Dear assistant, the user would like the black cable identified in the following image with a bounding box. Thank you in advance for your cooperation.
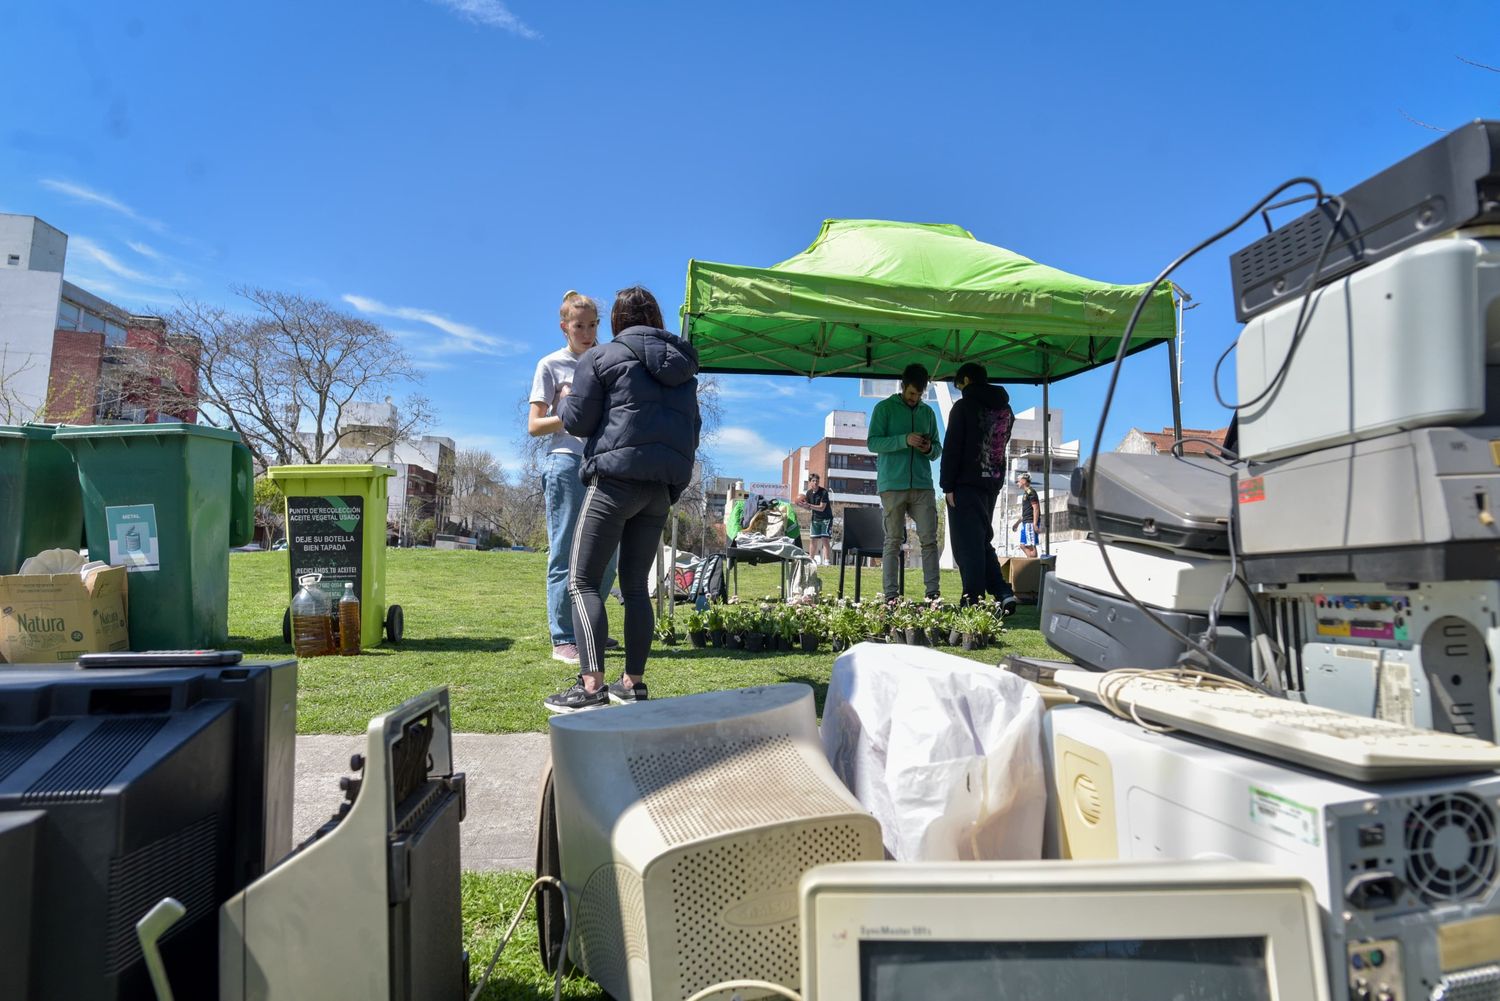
[1211,195,1347,412]
[1083,177,1340,693]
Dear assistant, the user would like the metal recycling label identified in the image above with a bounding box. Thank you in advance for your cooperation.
[105,504,160,572]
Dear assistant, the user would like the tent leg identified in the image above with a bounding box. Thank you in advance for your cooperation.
[1042,379,1051,558]
[1167,336,1183,444]
[668,506,678,617]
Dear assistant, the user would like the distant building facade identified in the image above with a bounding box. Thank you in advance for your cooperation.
[1117,426,1230,456]
[0,213,198,424]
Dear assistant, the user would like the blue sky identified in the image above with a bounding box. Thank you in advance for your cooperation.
[2,0,1495,483]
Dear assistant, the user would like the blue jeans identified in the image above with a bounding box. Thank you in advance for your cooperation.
[544,452,616,645]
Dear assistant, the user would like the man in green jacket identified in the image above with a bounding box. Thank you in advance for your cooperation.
[868,363,943,600]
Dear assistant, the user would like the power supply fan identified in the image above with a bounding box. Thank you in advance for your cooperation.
[1405,793,1498,904]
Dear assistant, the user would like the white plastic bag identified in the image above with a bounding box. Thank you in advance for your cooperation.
[822,642,1048,861]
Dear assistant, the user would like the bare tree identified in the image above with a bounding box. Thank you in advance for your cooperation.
[0,345,46,424]
[451,448,503,534]
[164,288,434,467]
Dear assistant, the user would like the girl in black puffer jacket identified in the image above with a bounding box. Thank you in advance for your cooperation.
[545,286,701,713]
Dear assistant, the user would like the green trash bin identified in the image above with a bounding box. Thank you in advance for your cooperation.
[266,464,402,650]
[0,423,85,575]
[54,423,254,650]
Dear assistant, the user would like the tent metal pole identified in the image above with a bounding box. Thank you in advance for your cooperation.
[668,506,678,617]
[1167,335,1183,444]
[1042,379,1051,557]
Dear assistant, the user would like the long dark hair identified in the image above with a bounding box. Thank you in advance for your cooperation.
[611,285,664,335]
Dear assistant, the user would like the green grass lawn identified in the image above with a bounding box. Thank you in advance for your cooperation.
[230,548,1060,999]
[229,548,1058,735]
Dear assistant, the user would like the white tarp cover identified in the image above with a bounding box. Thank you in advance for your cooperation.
[822,642,1047,861]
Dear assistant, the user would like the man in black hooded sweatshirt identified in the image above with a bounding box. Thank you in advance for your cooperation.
[940,362,1019,614]
[546,285,701,713]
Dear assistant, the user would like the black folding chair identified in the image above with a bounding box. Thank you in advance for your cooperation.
[837,506,903,601]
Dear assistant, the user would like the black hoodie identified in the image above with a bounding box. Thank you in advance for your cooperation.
[560,325,702,502]
[939,381,1014,491]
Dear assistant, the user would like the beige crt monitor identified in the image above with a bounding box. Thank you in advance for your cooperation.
[800,860,1329,1001]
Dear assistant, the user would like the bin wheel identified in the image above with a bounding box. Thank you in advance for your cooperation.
[385,604,404,644]
[282,607,292,646]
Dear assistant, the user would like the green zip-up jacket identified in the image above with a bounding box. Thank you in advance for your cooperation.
[868,394,942,492]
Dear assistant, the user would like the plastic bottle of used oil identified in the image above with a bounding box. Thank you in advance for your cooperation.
[291,573,335,658]
[338,581,361,656]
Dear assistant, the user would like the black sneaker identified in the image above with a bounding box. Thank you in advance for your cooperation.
[1001,595,1019,617]
[608,678,648,704]
[543,677,609,714]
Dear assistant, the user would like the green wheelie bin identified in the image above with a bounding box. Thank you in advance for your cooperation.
[53,423,254,650]
[0,423,84,574]
[266,464,402,650]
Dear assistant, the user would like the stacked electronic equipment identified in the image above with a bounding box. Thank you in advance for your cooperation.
[1046,446,1254,677]
[1045,121,1500,744]
[1230,120,1500,743]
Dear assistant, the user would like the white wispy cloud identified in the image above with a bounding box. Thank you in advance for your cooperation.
[41,178,169,233]
[342,294,523,358]
[710,426,791,475]
[68,236,192,292]
[126,240,165,261]
[425,0,539,38]
[70,237,152,283]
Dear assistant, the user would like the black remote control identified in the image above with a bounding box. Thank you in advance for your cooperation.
[77,650,245,669]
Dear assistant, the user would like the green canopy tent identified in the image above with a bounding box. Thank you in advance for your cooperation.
[681,218,1179,385]
[678,219,1184,568]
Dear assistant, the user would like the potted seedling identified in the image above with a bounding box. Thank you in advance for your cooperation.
[744,606,767,652]
[684,607,708,648]
[654,613,679,646]
[901,603,929,646]
[705,601,727,648]
[798,605,823,654]
[776,607,797,652]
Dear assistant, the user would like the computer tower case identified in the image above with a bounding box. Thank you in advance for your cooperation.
[1047,703,1500,1001]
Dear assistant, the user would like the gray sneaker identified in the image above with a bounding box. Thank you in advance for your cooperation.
[607,678,648,704]
[551,643,580,665]
[544,676,608,714]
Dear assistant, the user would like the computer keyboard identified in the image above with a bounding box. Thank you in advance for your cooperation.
[1052,668,1500,782]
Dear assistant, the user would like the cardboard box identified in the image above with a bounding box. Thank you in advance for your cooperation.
[0,566,129,663]
[1003,555,1057,602]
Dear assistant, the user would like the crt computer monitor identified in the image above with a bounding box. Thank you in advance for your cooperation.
[799,860,1329,1001]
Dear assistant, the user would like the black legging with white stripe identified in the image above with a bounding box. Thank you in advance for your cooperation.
[568,476,672,677]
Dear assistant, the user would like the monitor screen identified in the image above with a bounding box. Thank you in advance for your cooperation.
[799,861,1328,1001]
[861,937,1270,1001]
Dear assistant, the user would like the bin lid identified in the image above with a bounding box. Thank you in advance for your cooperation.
[267,464,396,481]
[51,421,244,444]
[0,423,64,441]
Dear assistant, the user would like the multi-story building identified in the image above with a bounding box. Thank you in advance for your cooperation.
[781,410,881,513]
[0,214,197,424]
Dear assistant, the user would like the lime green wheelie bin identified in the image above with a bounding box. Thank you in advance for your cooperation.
[54,423,254,649]
[0,423,84,574]
[266,464,402,650]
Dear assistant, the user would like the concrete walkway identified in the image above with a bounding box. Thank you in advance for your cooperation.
[293,732,551,871]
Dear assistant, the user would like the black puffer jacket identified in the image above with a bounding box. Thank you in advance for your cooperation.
[939,381,1014,491]
[560,326,701,502]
